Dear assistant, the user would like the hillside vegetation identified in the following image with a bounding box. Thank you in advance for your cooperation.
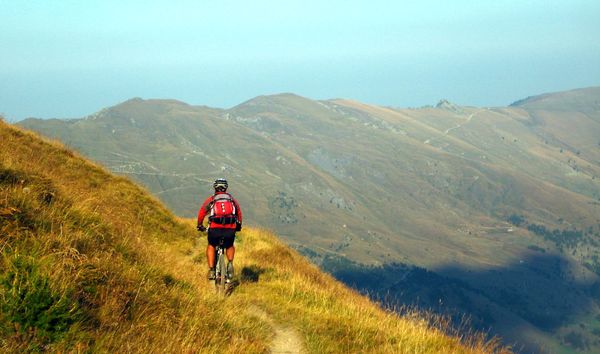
[0,119,507,352]
[18,87,600,352]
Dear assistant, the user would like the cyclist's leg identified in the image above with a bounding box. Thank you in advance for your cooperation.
[226,245,235,262]
[206,244,216,268]
[222,229,236,280]
[206,229,220,280]
[207,229,220,267]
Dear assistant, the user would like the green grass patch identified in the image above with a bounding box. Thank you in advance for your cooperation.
[0,252,81,350]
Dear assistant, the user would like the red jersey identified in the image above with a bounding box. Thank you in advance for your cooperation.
[197,192,242,229]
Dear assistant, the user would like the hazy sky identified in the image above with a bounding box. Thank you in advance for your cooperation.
[1,0,599,121]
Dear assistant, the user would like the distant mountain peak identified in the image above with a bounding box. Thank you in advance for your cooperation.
[232,92,314,110]
[255,92,309,101]
[509,94,550,107]
[118,97,191,107]
[509,86,600,111]
[436,99,462,113]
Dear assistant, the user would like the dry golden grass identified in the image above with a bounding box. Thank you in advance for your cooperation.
[229,228,510,353]
[0,119,509,353]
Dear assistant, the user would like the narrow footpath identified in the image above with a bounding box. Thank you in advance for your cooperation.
[248,306,305,354]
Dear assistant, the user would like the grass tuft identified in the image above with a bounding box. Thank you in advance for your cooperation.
[0,251,81,351]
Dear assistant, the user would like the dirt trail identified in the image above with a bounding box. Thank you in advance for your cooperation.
[423,109,486,145]
[249,306,305,354]
[444,108,485,134]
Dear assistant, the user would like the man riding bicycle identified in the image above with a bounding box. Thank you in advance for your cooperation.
[197,178,242,282]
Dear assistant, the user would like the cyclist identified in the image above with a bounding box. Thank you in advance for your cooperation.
[197,178,242,282]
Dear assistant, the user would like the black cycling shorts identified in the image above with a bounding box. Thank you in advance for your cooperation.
[207,228,236,248]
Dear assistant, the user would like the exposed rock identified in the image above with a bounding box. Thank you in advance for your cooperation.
[436,99,463,113]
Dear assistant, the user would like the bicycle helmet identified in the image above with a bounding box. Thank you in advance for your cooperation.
[213,178,228,192]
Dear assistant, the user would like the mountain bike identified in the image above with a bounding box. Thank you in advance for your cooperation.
[199,228,233,294]
[213,236,229,294]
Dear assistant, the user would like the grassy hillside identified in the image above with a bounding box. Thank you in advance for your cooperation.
[16,87,600,352]
[0,119,506,352]
[19,92,600,268]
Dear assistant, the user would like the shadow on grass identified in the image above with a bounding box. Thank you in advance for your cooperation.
[212,265,268,296]
[321,252,600,353]
[241,265,266,283]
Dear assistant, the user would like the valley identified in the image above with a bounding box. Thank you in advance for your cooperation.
[18,87,600,353]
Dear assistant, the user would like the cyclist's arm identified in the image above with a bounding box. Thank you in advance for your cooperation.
[197,196,213,227]
[233,198,242,224]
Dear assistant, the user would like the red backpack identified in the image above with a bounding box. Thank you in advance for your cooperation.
[208,193,237,225]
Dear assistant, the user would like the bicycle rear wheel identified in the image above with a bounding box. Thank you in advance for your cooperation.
[215,248,227,294]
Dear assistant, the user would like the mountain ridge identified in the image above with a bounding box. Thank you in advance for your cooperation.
[16,86,600,352]
[509,86,600,111]
[1,119,506,352]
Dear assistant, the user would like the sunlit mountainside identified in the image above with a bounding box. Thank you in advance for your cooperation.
[0,119,507,352]
[19,87,600,353]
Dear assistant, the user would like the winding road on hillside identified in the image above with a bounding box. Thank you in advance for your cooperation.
[423,109,486,145]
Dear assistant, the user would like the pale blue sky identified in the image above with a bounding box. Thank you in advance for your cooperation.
[1,0,599,121]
